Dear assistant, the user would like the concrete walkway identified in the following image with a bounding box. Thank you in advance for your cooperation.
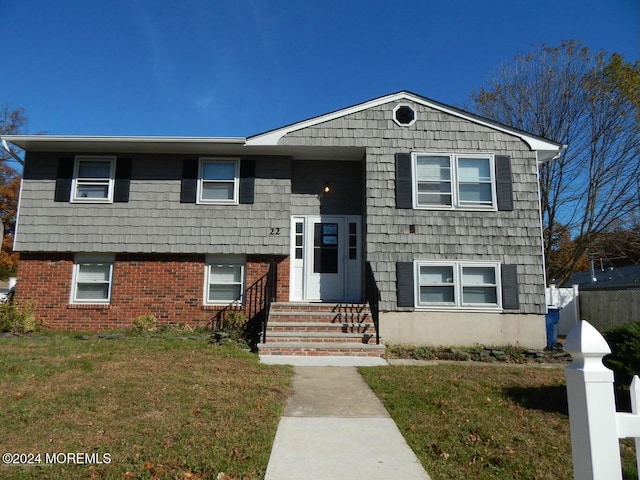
[264,367,432,480]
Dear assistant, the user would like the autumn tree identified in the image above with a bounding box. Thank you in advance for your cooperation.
[0,104,27,278]
[546,223,589,281]
[471,40,640,284]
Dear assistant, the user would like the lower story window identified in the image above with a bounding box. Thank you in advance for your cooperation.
[205,255,245,304]
[72,254,114,303]
[416,261,500,309]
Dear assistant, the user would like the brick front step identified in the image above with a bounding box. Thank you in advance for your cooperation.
[268,302,372,324]
[267,322,372,333]
[270,302,371,314]
[267,311,371,323]
[260,302,382,357]
[264,331,375,343]
[257,342,386,357]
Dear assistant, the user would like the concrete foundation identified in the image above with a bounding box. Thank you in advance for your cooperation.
[380,311,546,348]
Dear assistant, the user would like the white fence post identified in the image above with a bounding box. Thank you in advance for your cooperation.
[632,376,640,476]
[564,320,623,479]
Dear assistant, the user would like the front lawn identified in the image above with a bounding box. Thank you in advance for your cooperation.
[0,334,292,479]
[360,364,637,480]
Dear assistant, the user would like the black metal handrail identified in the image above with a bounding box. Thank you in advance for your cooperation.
[210,260,276,349]
[262,259,277,344]
[365,261,380,344]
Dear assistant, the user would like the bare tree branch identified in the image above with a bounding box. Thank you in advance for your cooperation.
[470,40,640,283]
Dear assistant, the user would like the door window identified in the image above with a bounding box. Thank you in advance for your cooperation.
[313,223,339,273]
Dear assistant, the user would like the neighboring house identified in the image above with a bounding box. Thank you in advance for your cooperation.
[562,264,640,290]
[3,91,562,353]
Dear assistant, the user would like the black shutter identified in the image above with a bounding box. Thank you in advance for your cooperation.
[396,261,415,308]
[496,155,514,211]
[239,158,255,204]
[113,158,132,203]
[22,154,33,178]
[54,157,74,202]
[501,264,520,310]
[395,153,412,209]
[180,159,198,203]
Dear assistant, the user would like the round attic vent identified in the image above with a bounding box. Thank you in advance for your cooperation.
[393,104,416,126]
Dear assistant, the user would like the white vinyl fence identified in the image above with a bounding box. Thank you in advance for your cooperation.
[564,321,640,479]
[546,285,580,336]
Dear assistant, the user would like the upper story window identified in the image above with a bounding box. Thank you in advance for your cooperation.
[416,261,501,310]
[71,254,114,304]
[198,158,239,204]
[72,156,116,203]
[412,153,496,210]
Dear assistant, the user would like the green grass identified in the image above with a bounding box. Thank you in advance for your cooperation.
[0,334,292,479]
[360,364,638,480]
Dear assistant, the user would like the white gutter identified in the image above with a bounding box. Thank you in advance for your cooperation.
[537,144,568,165]
[1,135,246,146]
[1,135,248,155]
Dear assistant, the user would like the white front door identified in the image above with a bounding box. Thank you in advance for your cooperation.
[291,215,361,302]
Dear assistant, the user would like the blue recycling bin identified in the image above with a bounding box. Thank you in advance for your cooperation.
[545,307,560,349]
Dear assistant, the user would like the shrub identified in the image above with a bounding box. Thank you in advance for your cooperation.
[0,302,38,334]
[221,311,247,341]
[132,314,157,333]
[385,344,437,360]
[603,321,640,386]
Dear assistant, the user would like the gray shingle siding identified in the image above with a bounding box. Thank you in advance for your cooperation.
[16,97,547,315]
[17,153,292,255]
[280,100,545,315]
[291,160,363,216]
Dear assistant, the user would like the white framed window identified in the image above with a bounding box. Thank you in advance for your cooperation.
[412,153,496,210]
[415,261,501,309]
[71,254,114,304]
[72,156,116,202]
[205,255,245,304]
[393,103,417,127]
[198,158,239,204]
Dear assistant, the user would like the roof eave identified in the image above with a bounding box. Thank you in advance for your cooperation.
[1,135,247,154]
[246,91,564,156]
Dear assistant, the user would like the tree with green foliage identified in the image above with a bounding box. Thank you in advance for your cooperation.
[471,40,640,283]
[0,103,27,278]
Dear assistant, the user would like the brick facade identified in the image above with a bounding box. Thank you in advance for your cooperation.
[16,253,289,331]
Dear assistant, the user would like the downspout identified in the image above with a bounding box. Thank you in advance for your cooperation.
[13,176,24,252]
[536,150,549,309]
[536,144,567,291]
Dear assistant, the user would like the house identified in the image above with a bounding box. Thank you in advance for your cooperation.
[562,264,640,290]
[2,91,562,354]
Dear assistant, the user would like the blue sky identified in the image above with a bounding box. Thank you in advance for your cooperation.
[2,0,638,138]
